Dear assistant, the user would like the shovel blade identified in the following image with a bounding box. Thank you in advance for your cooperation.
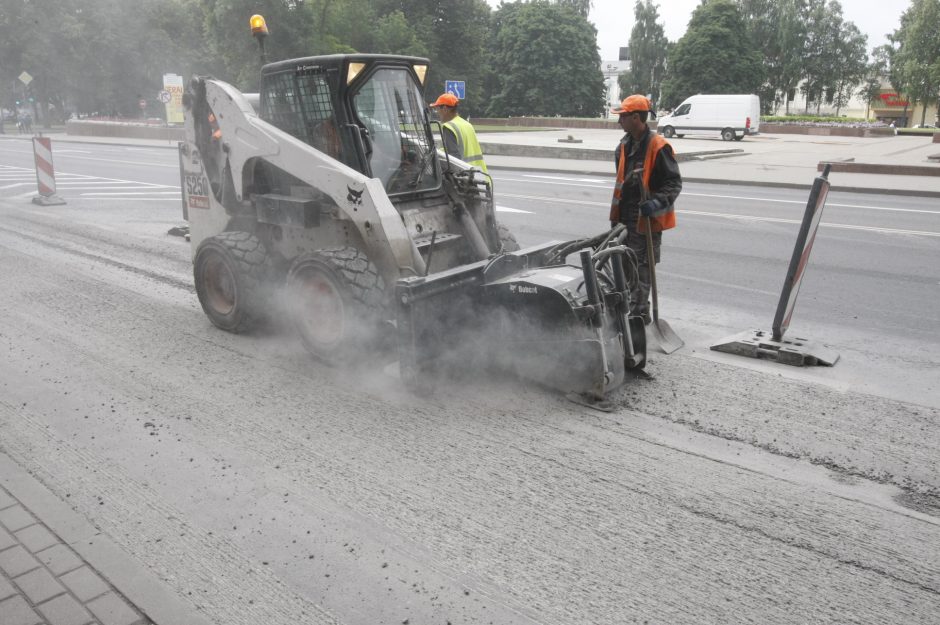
[651,318,684,354]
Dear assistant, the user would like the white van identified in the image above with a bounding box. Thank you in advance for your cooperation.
[657,94,760,141]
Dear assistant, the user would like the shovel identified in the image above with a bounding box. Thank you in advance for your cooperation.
[644,218,684,354]
[634,171,684,354]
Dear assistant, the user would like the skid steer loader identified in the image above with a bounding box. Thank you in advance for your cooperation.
[180,47,647,400]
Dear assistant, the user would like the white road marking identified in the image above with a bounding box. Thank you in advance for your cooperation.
[0,183,32,189]
[496,192,940,237]
[497,175,938,216]
[683,192,940,215]
[495,205,533,214]
[46,154,177,168]
[80,191,181,196]
[682,209,940,237]
[520,174,611,183]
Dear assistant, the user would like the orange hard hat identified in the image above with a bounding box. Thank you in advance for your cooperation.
[612,94,655,117]
[430,93,459,108]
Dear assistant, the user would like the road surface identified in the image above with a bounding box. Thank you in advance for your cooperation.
[1,138,939,624]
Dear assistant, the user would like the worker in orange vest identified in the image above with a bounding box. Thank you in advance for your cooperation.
[609,94,682,322]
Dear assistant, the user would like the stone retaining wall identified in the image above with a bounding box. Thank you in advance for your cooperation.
[737,123,894,138]
[66,120,184,141]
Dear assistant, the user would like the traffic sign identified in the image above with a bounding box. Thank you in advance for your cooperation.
[445,80,465,99]
[18,71,33,86]
[158,90,172,104]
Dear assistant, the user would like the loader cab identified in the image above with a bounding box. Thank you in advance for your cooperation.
[259,54,440,196]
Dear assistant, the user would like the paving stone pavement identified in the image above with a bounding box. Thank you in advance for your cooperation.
[0,486,150,625]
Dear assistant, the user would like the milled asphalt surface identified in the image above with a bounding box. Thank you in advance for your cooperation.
[0,125,937,624]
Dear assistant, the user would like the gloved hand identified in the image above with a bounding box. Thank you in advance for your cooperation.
[639,198,662,217]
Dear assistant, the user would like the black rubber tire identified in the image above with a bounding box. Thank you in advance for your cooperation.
[733,135,744,142]
[721,128,735,141]
[286,247,386,364]
[193,231,269,333]
[661,126,676,138]
[676,134,685,138]
[497,222,521,252]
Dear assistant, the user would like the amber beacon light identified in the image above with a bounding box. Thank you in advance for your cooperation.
[250,14,268,37]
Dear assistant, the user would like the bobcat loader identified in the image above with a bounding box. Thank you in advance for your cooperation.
[180,46,646,400]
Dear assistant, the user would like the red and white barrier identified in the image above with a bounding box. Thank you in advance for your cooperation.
[31,136,66,206]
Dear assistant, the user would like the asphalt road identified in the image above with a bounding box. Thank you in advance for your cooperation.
[1,138,939,624]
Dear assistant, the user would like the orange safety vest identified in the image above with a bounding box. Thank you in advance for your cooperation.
[610,133,676,232]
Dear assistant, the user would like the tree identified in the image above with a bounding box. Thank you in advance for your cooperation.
[552,0,592,18]
[891,0,940,126]
[659,0,762,109]
[830,19,868,115]
[625,1,669,105]
[485,2,605,117]
[859,47,889,120]
[736,0,808,114]
[371,0,492,115]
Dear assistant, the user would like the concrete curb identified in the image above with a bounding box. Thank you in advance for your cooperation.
[0,451,214,625]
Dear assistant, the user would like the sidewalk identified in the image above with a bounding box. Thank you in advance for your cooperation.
[0,452,211,625]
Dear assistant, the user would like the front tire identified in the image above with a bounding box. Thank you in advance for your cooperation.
[193,231,269,333]
[286,247,386,364]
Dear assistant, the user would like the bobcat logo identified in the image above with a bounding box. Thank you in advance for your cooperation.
[347,185,364,207]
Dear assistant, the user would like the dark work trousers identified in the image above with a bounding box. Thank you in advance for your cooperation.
[623,227,661,317]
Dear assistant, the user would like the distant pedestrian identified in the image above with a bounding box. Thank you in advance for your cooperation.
[429,93,487,173]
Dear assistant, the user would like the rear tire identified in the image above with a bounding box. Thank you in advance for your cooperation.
[721,128,735,141]
[193,231,269,333]
[497,222,520,252]
[733,135,744,142]
[661,126,676,138]
[286,247,386,364]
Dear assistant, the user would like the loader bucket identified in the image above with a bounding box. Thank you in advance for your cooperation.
[396,240,643,398]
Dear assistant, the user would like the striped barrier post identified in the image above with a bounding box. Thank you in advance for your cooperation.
[31,136,66,206]
[709,166,839,367]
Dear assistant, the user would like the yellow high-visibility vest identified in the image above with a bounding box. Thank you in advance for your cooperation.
[443,115,487,173]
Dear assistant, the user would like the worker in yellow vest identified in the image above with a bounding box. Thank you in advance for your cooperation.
[429,93,488,173]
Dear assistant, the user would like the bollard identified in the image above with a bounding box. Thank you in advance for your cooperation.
[31,136,66,206]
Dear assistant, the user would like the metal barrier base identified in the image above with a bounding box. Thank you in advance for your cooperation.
[32,194,66,206]
[710,329,839,367]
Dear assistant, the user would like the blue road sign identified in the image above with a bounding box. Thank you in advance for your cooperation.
[445,80,466,99]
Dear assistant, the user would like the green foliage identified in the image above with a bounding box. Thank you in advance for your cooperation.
[625,1,669,104]
[890,0,940,126]
[762,115,869,122]
[736,0,808,114]
[800,0,867,115]
[660,0,763,108]
[485,2,605,117]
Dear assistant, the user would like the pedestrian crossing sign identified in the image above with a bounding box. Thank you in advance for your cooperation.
[445,80,465,100]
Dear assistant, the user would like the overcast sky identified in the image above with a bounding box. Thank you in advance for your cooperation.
[486,0,912,61]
